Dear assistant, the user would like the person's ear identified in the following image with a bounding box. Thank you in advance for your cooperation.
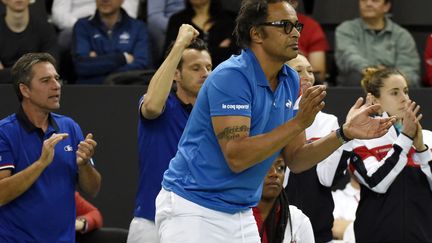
[250,26,264,44]
[383,1,391,13]
[173,69,181,82]
[19,83,31,99]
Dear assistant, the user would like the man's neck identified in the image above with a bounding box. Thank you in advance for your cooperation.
[100,11,121,30]
[5,9,29,33]
[363,17,386,30]
[22,102,50,132]
[251,46,284,92]
[176,89,197,106]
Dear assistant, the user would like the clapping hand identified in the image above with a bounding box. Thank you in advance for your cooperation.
[295,83,326,129]
[39,133,69,166]
[401,100,421,139]
[402,101,426,151]
[343,95,396,139]
[76,134,97,166]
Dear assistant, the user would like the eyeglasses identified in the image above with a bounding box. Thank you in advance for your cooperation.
[259,20,304,34]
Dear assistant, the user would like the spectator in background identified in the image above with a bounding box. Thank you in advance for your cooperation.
[424,34,432,86]
[72,0,151,84]
[147,0,185,64]
[51,0,139,50]
[335,0,420,87]
[127,24,211,243]
[164,0,239,67]
[285,54,351,243]
[75,191,103,233]
[0,0,58,83]
[290,0,329,83]
[253,155,315,243]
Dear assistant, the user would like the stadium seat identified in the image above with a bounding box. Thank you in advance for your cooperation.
[76,227,129,243]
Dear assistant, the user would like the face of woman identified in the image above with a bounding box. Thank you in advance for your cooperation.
[261,156,286,201]
[374,74,409,119]
[287,54,315,93]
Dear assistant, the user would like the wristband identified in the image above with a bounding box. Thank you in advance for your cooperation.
[416,144,429,153]
[336,127,351,144]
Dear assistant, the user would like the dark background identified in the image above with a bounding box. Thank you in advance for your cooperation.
[0,85,431,229]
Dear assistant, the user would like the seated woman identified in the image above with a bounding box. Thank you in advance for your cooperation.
[350,68,432,243]
[253,155,315,243]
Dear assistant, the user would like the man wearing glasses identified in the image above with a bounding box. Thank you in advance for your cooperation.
[155,1,395,242]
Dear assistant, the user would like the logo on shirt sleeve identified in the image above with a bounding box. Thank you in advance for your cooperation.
[285,99,293,109]
[222,104,250,110]
[293,96,301,110]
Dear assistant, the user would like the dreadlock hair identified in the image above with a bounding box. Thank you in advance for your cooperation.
[261,188,292,243]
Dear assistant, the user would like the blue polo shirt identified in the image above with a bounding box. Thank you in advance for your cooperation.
[0,107,83,243]
[135,92,191,221]
[162,49,300,213]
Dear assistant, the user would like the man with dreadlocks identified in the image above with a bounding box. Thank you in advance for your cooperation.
[155,0,395,242]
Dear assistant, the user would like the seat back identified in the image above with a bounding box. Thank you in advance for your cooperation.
[76,227,129,243]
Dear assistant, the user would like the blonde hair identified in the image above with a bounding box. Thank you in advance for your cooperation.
[360,67,407,98]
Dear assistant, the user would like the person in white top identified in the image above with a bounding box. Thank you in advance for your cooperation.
[284,54,352,243]
[332,171,360,243]
[350,67,432,243]
[253,154,315,243]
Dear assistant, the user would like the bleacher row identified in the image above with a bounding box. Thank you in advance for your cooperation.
[1,0,431,85]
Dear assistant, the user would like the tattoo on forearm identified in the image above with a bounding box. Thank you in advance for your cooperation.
[217,125,250,141]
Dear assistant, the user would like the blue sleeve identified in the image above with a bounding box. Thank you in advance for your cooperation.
[72,20,127,77]
[207,69,253,117]
[116,22,151,71]
[0,131,14,171]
